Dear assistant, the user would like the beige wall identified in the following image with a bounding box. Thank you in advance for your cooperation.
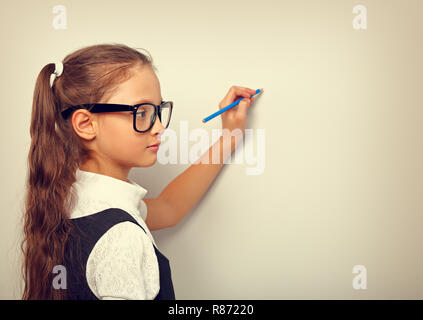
[1,0,422,299]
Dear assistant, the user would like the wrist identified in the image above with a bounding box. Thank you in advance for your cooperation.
[221,128,244,153]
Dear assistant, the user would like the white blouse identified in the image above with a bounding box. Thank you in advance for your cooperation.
[68,168,160,300]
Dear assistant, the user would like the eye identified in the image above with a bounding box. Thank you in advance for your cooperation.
[136,107,147,118]
[136,111,146,118]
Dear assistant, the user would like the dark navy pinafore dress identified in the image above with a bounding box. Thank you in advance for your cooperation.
[64,208,175,300]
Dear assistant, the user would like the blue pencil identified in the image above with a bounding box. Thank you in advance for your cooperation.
[202,88,263,123]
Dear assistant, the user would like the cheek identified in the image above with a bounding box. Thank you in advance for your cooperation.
[98,121,133,153]
[97,121,153,165]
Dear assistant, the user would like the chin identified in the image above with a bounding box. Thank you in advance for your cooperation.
[144,155,158,167]
[134,161,156,168]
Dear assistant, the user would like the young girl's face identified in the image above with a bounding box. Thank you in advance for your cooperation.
[77,64,165,172]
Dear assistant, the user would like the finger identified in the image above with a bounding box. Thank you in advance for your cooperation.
[234,86,256,94]
[219,86,256,108]
[237,97,250,117]
[235,92,251,103]
[234,86,256,98]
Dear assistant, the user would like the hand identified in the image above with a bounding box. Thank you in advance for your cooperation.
[218,86,256,139]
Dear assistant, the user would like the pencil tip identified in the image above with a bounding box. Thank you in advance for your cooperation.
[260,88,264,93]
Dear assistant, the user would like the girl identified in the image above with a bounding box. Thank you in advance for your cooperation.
[22,43,256,300]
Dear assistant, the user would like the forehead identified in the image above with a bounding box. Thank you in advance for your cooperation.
[109,64,162,105]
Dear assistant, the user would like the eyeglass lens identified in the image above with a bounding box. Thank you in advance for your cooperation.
[135,102,171,131]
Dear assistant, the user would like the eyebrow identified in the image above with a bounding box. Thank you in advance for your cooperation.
[134,98,163,105]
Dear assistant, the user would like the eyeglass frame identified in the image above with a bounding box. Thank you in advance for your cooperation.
[60,100,173,133]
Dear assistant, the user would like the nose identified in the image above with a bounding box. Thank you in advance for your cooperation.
[150,116,165,135]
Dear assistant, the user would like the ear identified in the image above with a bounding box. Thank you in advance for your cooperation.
[71,110,99,141]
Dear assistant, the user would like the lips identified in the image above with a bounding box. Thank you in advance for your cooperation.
[148,143,161,148]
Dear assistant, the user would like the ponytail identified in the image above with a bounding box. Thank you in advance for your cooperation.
[22,63,76,299]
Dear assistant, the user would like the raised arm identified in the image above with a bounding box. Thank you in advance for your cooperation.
[145,86,257,230]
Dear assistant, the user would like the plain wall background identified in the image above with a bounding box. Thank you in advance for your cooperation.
[1,0,422,299]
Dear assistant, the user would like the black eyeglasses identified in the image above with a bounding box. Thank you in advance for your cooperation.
[61,101,173,133]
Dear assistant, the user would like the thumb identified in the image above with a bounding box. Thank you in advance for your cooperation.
[237,98,250,117]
